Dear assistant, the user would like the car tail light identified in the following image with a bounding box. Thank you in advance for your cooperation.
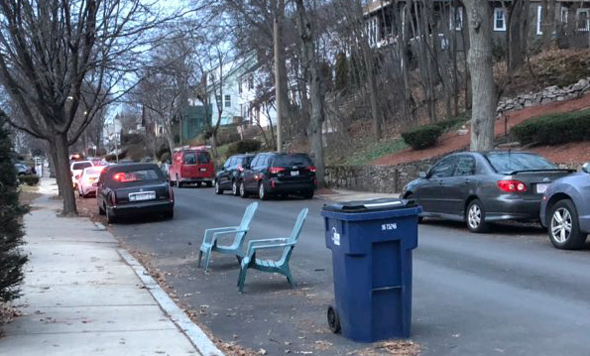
[498,180,527,193]
[113,172,124,181]
[269,167,286,174]
[110,192,117,206]
[308,166,317,173]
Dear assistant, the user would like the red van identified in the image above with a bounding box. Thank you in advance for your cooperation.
[169,148,215,188]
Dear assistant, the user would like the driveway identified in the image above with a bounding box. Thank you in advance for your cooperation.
[109,187,590,356]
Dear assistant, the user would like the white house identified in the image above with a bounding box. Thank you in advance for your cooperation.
[208,54,276,128]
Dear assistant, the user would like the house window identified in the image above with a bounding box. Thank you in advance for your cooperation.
[494,8,506,32]
[238,78,242,94]
[225,95,231,108]
[450,7,463,31]
[216,95,222,104]
[537,6,543,35]
[248,75,254,90]
[561,7,568,24]
[577,9,589,32]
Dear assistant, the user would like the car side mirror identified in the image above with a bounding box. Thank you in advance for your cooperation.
[583,162,590,174]
[419,171,427,179]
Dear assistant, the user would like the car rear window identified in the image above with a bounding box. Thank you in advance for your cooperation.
[73,162,92,170]
[86,168,103,176]
[486,153,557,174]
[272,154,313,167]
[184,151,211,164]
[109,168,163,185]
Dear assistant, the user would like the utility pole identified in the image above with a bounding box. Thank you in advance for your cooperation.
[273,0,284,153]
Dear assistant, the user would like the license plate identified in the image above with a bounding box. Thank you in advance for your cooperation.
[536,183,550,194]
[129,191,156,201]
[291,170,299,177]
[200,168,207,172]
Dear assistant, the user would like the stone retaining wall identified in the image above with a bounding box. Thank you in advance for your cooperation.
[325,156,441,194]
[326,159,583,194]
[497,78,590,113]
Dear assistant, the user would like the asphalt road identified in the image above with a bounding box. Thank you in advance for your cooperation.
[110,186,590,356]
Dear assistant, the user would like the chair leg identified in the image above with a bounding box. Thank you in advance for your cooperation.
[197,250,203,268]
[284,267,296,288]
[203,251,212,274]
[237,266,248,293]
[235,255,242,264]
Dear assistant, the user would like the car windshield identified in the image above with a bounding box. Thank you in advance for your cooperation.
[109,168,163,185]
[486,153,557,174]
[73,162,92,170]
[272,154,313,167]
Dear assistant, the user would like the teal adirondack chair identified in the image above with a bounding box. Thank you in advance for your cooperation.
[237,208,309,293]
[198,202,259,273]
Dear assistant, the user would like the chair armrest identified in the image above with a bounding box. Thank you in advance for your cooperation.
[246,240,296,258]
[203,226,240,244]
[211,229,249,246]
[247,238,290,251]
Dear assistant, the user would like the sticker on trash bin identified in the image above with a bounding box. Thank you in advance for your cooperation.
[381,223,397,231]
[331,227,341,246]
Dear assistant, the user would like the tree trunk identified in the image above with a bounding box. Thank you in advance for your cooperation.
[295,0,325,188]
[54,133,78,216]
[464,0,497,151]
[507,0,528,75]
[361,43,382,139]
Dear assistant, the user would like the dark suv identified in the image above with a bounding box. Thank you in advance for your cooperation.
[215,154,255,196]
[239,153,316,200]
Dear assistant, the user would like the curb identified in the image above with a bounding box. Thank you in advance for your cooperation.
[118,248,225,356]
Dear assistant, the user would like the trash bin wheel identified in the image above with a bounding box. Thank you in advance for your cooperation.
[327,305,341,334]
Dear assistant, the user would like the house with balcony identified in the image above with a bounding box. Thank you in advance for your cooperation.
[207,54,276,129]
[363,0,590,50]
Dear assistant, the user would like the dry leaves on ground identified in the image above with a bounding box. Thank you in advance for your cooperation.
[350,340,421,356]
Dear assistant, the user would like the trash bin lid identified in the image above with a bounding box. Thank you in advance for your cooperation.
[322,198,417,213]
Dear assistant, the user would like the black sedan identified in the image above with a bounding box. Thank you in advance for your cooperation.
[97,163,174,224]
[402,151,573,232]
[214,154,254,196]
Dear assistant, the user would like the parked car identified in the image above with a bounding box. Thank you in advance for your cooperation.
[70,160,94,189]
[97,163,174,223]
[402,151,574,232]
[238,152,316,200]
[169,148,214,188]
[77,166,105,198]
[14,162,33,176]
[215,154,255,196]
[540,162,590,250]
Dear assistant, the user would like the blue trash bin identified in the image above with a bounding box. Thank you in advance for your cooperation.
[321,198,422,343]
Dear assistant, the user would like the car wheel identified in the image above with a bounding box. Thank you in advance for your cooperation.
[258,182,268,200]
[240,181,248,198]
[78,189,82,197]
[549,200,587,250]
[232,180,239,196]
[303,190,314,199]
[214,180,223,195]
[206,181,213,188]
[466,199,489,233]
[99,204,106,216]
[106,207,117,224]
[177,175,183,188]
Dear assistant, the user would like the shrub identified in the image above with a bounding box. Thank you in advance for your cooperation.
[0,113,28,305]
[402,124,443,150]
[216,127,241,146]
[18,175,39,186]
[511,109,590,146]
[226,139,262,156]
[160,152,170,163]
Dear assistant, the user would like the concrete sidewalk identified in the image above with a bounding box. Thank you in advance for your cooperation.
[0,179,222,356]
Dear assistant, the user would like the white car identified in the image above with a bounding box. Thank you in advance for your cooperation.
[77,166,104,197]
[70,161,94,189]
